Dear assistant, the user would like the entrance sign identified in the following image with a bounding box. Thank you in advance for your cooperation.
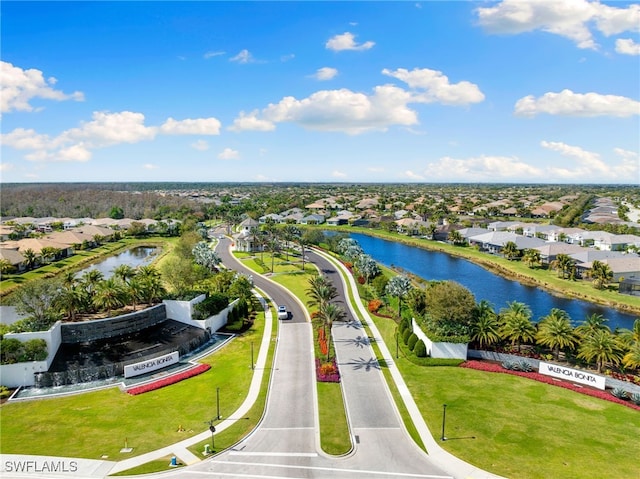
[538,361,606,390]
[125,351,179,378]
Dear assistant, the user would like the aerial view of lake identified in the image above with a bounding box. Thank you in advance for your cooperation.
[350,233,638,331]
[76,246,158,279]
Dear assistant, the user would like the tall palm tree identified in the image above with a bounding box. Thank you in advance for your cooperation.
[22,248,38,270]
[589,260,613,290]
[0,259,15,275]
[622,343,640,370]
[550,254,575,279]
[447,229,464,245]
[499,301,535,352]
[502,241,519,261]
[577,329,624,373]
[306,275,338,313]
[80,269,104,311]
[57,285,88,321]
[385,275,412,318]
[471,300,500,348]
[536,308,578,360]
[318,302,347,361]
[522,248,541,269]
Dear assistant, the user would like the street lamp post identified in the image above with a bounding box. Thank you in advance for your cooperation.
[441,404,447,441]
[396,329,399,359]
[251,342,254,370]
[216,387,221,420]
[207,419,216,452]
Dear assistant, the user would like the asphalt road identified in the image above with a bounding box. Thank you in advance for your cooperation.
[175,238,453,479]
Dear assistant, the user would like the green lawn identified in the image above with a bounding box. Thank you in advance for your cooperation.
[370,311,640,479]
[0,309,269,461]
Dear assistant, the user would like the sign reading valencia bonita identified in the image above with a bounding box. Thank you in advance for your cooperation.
[124,351,179,379]
[538,361,606,390]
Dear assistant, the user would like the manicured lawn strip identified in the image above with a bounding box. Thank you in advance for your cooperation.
[0,311,264,460]
[110,456,183,476]
[324,226,640,315]
[369,312,640,479]
[317,382,351,455]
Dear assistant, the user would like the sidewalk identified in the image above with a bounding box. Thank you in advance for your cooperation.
[314,248,507,479]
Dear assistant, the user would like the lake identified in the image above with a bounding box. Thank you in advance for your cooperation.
[76,246,157,279]
[350,233,638,331]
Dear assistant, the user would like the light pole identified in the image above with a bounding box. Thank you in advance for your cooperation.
[216,387,221,420]
[207,419,216,452]
[441,404,447,441]
[251,342,254,370]
[396,328,399,359]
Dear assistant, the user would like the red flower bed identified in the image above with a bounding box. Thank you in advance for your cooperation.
[461,360,640,411]
[127,363,211,395]
[316,358,340,383]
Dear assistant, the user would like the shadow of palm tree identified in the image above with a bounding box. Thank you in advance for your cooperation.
[341,357,380,371]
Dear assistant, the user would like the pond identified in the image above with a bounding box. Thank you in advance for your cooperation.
[76,246,158,279]
[349,233,638,331]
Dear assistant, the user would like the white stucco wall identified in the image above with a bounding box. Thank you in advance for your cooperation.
[411,318,468,359]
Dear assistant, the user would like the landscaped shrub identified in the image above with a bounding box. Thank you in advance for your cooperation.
[407,333,418,351]
[126,363,211,395]
[193,293,230,319]
[315,358,340,383]
[611,387,628,400]
[0,386,11,399]
[631,393,640,405]
[502,360,533,372]
[402,328,412,345]
[368,299,383,313]
[399,318,409,334]
[0,338,48,364]
[414,340,427,358]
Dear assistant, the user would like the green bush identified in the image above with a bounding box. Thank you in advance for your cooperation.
[0,338,48,364]
[631,393,640,405]
[0,386,11,399]
[407,333,418,351]
[611,387,628,400]
[414,340,427,357]
[402,328,412,345]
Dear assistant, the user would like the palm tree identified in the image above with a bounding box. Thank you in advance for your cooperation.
[137,266,166,304]
[0,259,15,275]
[385,275,412,318]
[306,275,338,313]
[318,302,347,361]
[622,343,640,370]
[536,308,578,360]
[80,269,104,310]
[40,246,60,264]
[577,329,624,373]
[22,248,38,270]
[447,229,464,245]
[502,241,519,261]
[589,260,613,290]
[93,278,128,316]
[113,264,137,284]
[522,249,541,269]
[550,254,575,279]
[499,301,535,352]
[576,313,610,338]
[471,300,500,348]
[57,285,88,321]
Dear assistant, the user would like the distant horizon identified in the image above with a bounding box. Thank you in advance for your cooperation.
[1,1,638,184]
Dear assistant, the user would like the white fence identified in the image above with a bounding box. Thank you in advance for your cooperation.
[410,318,468,360]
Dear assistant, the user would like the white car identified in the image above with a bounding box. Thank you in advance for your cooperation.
[277,305,289,320]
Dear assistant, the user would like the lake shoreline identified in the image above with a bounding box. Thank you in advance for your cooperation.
[338,227,640,318]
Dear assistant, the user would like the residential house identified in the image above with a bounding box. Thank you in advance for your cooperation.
[468,231,546,254]
[487,221,522,232]
[300,214,325,225]
[534,243,586,265]
[593,234,640,252]
[576,257,640,282]
[0,247,26,272]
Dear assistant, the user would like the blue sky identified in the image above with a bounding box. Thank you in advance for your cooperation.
[1,1,639,184]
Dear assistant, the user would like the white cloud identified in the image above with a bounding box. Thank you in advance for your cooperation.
[143,163,158,169]
[260,85,418,134]
[204,51,225,59]
[230,49,255,63]
[63,111,157,147]
[382,67,485,105]
[542,141,638,180]
[0,61,84,114]
[326,32,375,51]
[615,38,640,55]
[313,67,338,81]
[541,140,608,174]
[402,170,425,181]
[191,140,210,151]
[160,117,221,135]
[332,170,347,178]
[0,162,14,172]
[229,110,276,132]
[514,89,640,117]
[218,148,240,160]
[476,0,640,51]
[3,111,223,162]
[281,54,295,62]
[425,155,544,181]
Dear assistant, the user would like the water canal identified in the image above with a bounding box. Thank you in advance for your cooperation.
[350,233,638,331]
